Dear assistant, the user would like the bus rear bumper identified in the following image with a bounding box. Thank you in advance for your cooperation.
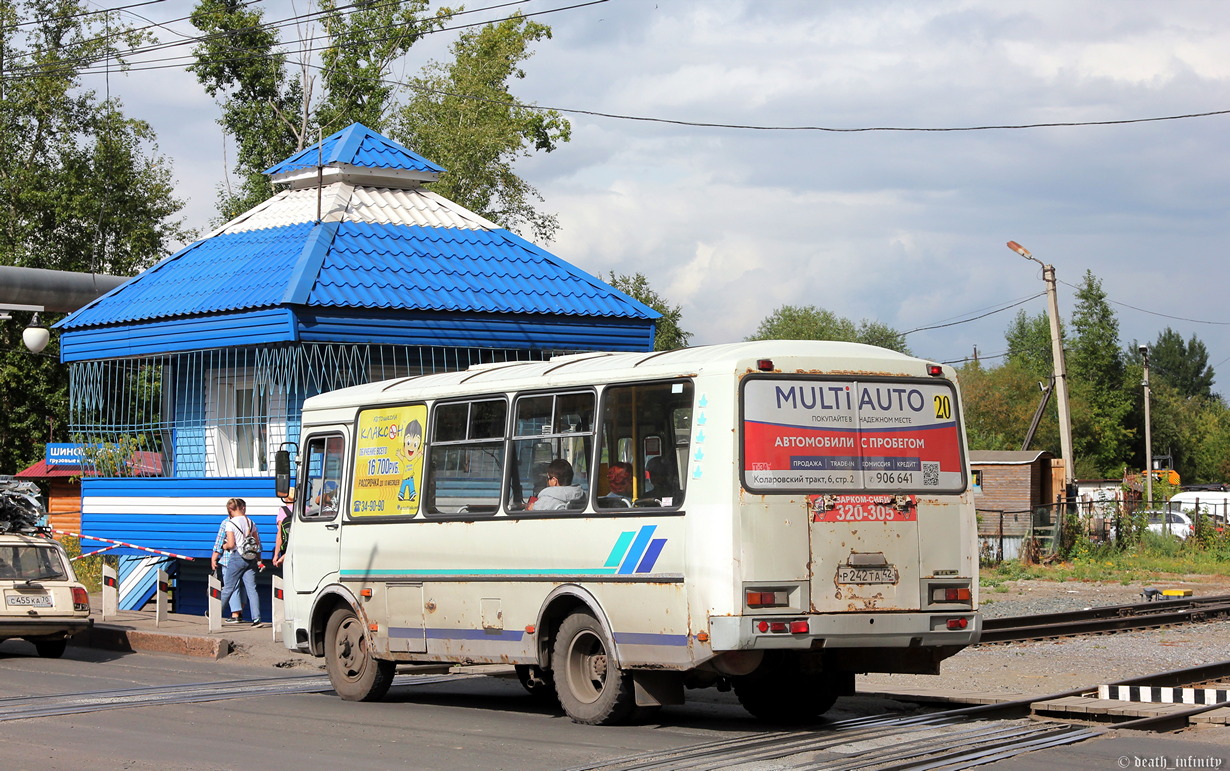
[708,611,981,652]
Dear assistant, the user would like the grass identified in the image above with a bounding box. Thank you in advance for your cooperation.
[980,533,1230,588]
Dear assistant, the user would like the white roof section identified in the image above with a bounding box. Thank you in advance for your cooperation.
[209,182,498,238]
[303,340,941,413]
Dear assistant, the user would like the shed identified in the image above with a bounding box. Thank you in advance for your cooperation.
[969,450,1056,538]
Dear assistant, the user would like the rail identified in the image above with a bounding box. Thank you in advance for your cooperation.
[979,593,1230,643]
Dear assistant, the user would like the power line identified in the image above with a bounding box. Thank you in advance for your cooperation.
[902,293,1044,336]
[1057,279,1230,326]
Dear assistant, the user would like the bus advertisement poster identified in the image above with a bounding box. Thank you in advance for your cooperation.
[352,404,427,517]
[742,379,965,492]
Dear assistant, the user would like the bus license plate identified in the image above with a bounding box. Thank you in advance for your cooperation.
[837,566,898,585]
[6,593,52,607]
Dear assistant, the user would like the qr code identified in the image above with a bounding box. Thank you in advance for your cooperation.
[922,462,940,486]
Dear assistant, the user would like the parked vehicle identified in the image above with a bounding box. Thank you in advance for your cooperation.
[1146,511,1193,540]
[0,530,93,657]
[1169,491,1230,524]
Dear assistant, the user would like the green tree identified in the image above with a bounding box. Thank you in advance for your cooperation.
[957,360,1060,453]
[746,305,909,354]
[0,1,188,474]
[606,272,691,351]
[392,13,571,243]
[1066,270,1133,476]
[1004,310,1054,378]
[1140,327,1215,399]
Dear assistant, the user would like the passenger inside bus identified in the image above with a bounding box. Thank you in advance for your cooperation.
[526,458,586,511]
[645,455,680,504]
[599,461,634,507]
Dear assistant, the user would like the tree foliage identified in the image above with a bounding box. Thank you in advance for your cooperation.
[1004,310,1054,378]
[1066,270,1133,477]
[746,305,910,354]
[606,272,691,351]
[0,0,188,474]
[1142,327,1215,399]
[393,13,570,243]
[190,3,566,237]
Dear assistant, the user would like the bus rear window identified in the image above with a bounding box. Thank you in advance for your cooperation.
[741,377,966,494]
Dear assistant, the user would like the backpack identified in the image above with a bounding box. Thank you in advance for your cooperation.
[232,516,261,561]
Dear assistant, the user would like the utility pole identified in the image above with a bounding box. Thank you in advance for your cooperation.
[1007,241,1075,497]
[1140,344,1153,506]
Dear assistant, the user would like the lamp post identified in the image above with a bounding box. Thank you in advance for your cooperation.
[1140,344,1152,506]
[1007,241,1075,496]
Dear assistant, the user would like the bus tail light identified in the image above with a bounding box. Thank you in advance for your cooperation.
[756,359,774,371]
[931,587,971,603]
[788,620,809,634]
[756,619,809,635]
[746,589,787,608]
[927,364,944,376]
[946,618,969,630]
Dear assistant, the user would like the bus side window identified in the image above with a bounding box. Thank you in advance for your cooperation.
[597,381,693,510]
[426,399,506,518]
[510,391,594,513]
[302,435,345,520]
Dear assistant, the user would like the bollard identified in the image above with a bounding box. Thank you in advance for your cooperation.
[272,574,284,642]
[207,573,222,633]
[155,569,169,626]
[101,563,118,620]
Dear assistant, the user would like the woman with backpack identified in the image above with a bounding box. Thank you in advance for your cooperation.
[218,498,263,626]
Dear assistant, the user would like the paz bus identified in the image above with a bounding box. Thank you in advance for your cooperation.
[276,341,979,724]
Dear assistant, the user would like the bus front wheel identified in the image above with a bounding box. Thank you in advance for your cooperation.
[324,606,394,702]
[552,611,637,725]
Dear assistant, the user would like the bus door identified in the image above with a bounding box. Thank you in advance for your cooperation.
[290,433,347,595]
[742,377,966,613]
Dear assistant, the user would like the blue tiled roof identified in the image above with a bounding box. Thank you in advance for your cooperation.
[264,123,444,176]
[61,222,657,328]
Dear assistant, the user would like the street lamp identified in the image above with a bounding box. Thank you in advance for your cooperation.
[1140,344,1152,506]
[1007,241,1075,496]
[22,312,50,354]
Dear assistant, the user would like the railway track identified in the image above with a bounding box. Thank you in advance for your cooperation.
[978,592,1230,643]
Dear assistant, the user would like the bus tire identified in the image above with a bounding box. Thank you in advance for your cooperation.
[325,606,394,702]
[733,667,839,723]
[552,611,637,725]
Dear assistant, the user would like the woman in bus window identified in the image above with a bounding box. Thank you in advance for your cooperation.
[527,459,586,511]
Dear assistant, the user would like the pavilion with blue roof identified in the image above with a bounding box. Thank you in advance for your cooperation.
[57,123,658,612]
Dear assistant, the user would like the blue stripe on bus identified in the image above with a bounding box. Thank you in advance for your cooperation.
[613,632,689,647]
[604,530,635,568]
[636,538,666,573]
[341,568,619,577]
[618,525,657,575]
[424,627,526,642]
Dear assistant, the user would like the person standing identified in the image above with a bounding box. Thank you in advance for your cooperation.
[217,498,264,626]
[210,515,244,621]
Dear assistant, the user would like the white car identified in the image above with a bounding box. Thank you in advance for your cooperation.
[0,531,93,657]
[1146,511,1193,540]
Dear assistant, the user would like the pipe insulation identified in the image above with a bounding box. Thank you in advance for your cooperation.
[0,266,129,313]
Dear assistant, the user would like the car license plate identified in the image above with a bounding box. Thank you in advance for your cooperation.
[6,593,52,607]
[837,566,898,585]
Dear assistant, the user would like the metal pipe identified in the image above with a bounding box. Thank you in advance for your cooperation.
[0,266,129,312]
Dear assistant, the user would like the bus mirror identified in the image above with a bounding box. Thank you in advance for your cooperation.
[275,450,292,501]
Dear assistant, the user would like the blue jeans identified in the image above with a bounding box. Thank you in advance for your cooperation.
[219,557,260,621]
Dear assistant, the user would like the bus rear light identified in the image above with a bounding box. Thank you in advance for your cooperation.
[927,364,943,376]
[756,620,807,634]
[756,359,774,371]
[746,590,787,608]
[932,587,971,603]
[946,618,969,630]
[789,620,809,634]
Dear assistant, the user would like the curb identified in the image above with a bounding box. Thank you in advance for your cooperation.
[71,624,233,660]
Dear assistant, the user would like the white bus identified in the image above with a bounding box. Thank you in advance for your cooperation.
[277,341,979,725]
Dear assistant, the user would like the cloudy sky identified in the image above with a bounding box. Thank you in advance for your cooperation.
[103,0,1230,390]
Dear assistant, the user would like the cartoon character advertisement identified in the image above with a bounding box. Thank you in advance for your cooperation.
[352,404,427,517]
[742,379,965,493]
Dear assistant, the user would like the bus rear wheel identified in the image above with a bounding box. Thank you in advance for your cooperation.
[733,665,840,723]
[552,611,637,725]
[325,606,394,702]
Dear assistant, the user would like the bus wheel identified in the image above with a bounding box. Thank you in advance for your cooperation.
[552,612,637,725]
[325,606,394,702]
[733,668,839,723]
